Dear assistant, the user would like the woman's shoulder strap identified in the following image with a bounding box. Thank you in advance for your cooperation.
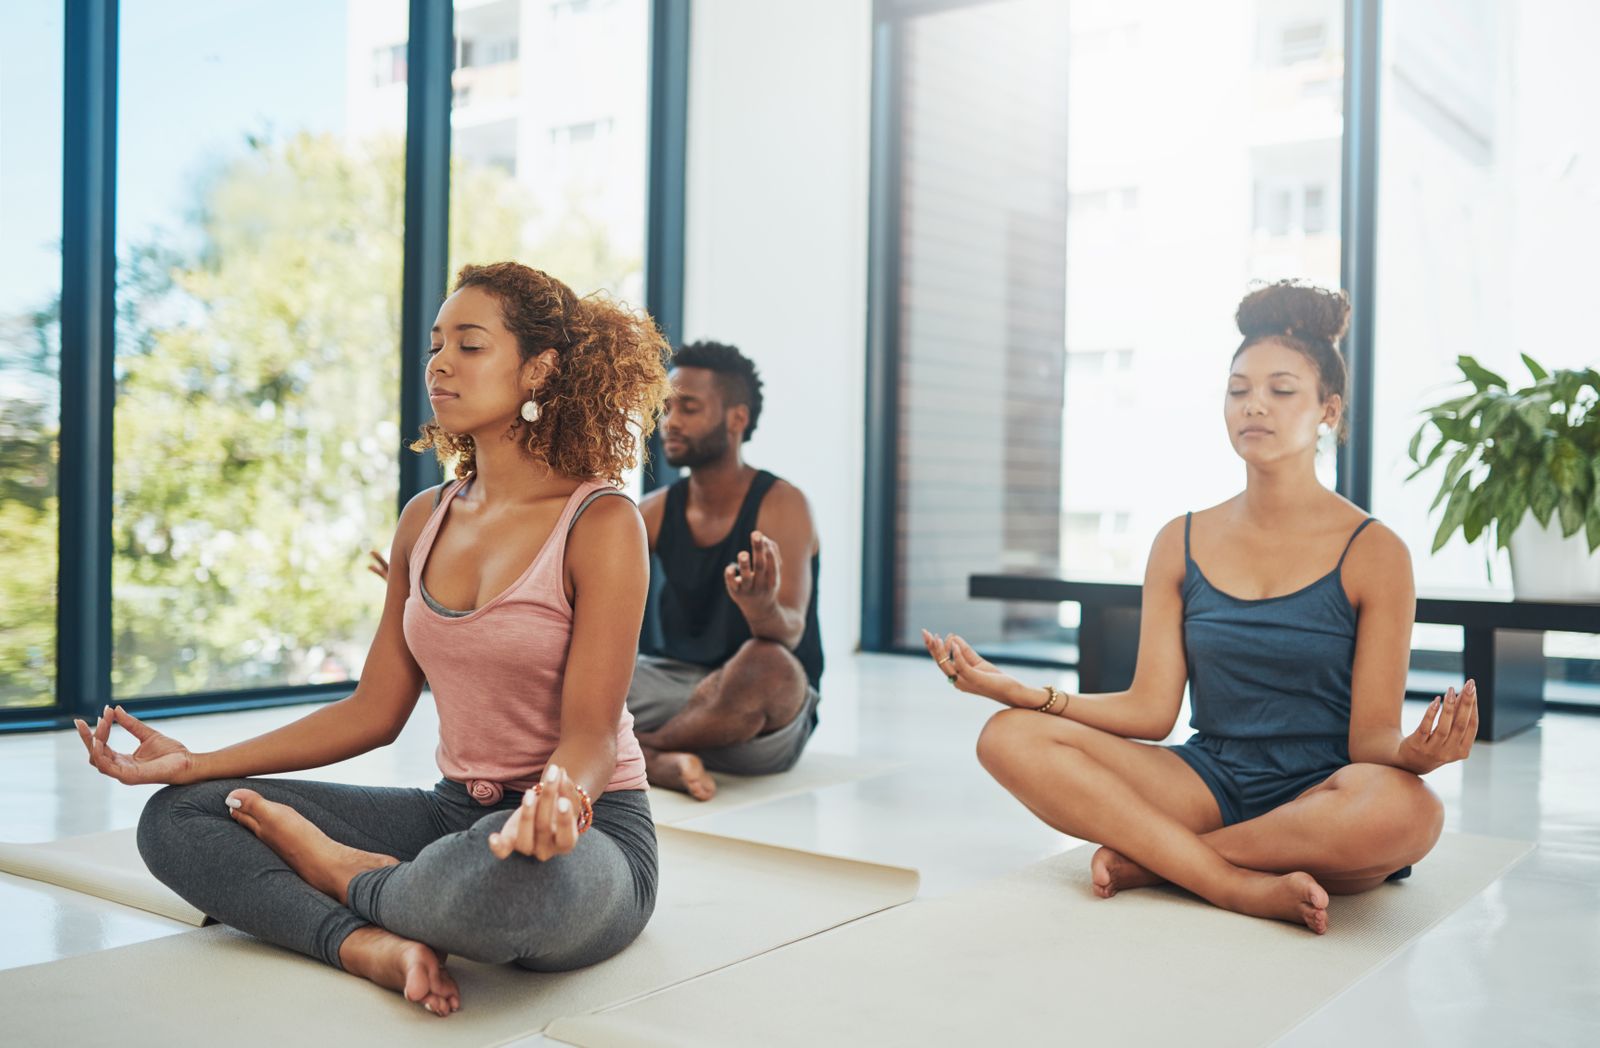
[1336,517,1379,570]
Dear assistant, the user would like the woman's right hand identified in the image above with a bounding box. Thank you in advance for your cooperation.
[74,705,199,786]
[367,549,390,582]
[921,629,1037,708]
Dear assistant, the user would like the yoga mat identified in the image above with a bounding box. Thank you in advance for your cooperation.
[0,828,205,926]
[0,750,903,923]
[548,832,1534,1048]
[0,825,917,1048]
[648,750,901,824]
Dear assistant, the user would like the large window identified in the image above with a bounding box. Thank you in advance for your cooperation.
[889,0,1071,651]
[442,0,650,494]
[873,0,1598,708]
[1370,0,1600,701]
[445,0,649,300]
[0,5,64,709]
[0,0,680,730]
[886,0,1344,653]
[111,0,409,699]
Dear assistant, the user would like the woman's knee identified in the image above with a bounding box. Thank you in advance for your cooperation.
[136,780,231,871]
[1332,763,1445,858]
[976,707,1051,776]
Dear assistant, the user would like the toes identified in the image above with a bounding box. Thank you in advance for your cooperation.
[226,789,271,834]
[432,971,461,1014]
[401,960,432,1004]
[224,788,261,816]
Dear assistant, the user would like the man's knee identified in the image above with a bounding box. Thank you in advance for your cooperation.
[729,638,802,679]
[723,639,806,722]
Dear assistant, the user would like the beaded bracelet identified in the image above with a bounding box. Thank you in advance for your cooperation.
[1034,685,1064,716]
[530,781,595,834]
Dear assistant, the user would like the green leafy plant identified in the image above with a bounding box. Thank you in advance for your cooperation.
[1408,355,1600,569]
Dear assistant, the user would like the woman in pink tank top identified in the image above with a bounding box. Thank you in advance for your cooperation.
[77,262,671,1017]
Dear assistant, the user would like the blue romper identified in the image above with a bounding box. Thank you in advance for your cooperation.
[1172,512,1374,826]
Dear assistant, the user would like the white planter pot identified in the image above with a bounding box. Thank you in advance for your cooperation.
[1507,510,1600,602]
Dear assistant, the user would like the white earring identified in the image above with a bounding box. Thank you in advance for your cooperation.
[1317,421,1332,438]
[521,396,541,423]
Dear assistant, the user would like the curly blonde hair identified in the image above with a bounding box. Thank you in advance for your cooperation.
[411,262,671,483]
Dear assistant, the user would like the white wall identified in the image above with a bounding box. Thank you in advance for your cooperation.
[682,0,873,656]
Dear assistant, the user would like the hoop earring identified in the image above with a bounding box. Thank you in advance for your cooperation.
[521,395,541,424]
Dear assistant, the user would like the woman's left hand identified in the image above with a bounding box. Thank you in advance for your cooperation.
[1397,679,1478,774]
[489,763,583,861]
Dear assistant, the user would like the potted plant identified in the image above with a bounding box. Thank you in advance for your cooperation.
[1407,354,1600,601]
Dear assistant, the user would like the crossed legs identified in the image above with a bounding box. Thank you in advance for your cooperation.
[139,778,654,1018]
[634,639,811,798]
[976,709,1444,931]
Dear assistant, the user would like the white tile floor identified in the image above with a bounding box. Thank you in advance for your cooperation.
[2,651,1597,1045]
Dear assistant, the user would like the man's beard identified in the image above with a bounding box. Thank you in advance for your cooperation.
[663,425,731,468]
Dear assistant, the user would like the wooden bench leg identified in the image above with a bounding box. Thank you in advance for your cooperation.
[1463,627,1545,741]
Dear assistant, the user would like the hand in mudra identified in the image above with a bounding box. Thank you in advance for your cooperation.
[724,530,781,613]
[920,630,1028,707]
[74,705,198,785]
[367,549,389,582]
[488,763,586,862]
[1398,679,1478,774]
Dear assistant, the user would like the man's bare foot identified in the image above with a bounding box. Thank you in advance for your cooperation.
[641,747,717,801]
[1224,870,1330,934]
[1090,846,1164,898]
[226,788,399,905]
[339,925,460,1016]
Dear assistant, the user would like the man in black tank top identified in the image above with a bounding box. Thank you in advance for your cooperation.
[629,342,824,801]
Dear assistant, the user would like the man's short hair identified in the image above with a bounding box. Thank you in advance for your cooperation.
[671,340,765,442]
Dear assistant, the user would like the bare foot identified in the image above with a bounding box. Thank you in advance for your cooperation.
[1090,846,1164,898]
[339,925,461,1017]
[226,788,399,905]
[1225,870,1330,934]
[641,747,717,801]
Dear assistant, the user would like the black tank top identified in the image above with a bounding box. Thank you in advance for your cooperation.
[642,470,824,689]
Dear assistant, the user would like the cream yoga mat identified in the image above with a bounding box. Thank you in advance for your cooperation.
[0,751,900,921]
[0,828,205,925]
[548,832,1534,1048]
[647,750,901,825]
[0,825,917,1048]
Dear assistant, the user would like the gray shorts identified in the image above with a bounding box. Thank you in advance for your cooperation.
[627,654,821,776]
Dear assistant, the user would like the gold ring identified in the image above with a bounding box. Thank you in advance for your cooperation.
[939,654,955,666]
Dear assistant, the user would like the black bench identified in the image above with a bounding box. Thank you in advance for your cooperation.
[969,574,1600,741]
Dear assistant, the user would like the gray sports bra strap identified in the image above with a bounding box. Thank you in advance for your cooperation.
[1184,511,1193,561]
[568,488,634,533]
[432,477,472,509]
[1336,518,1378,570]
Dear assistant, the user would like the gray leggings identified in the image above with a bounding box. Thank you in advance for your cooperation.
[136,777,657,972]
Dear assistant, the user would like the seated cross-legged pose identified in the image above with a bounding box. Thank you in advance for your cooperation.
[924,280,1475,934]
[630,341,825,800]
[74,262,671,1015]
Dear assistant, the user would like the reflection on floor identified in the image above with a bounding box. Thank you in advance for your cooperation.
[2,652,1596,1046]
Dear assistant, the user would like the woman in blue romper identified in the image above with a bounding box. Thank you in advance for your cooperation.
[924,281,1477,933]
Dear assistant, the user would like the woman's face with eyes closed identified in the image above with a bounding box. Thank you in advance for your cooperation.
[1225,339,1339,465]
[425,286,541,437]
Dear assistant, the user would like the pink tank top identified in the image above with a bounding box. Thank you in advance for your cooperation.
[403,477,649,803]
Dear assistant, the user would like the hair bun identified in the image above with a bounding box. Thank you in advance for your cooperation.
[1235,280,1350,345]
